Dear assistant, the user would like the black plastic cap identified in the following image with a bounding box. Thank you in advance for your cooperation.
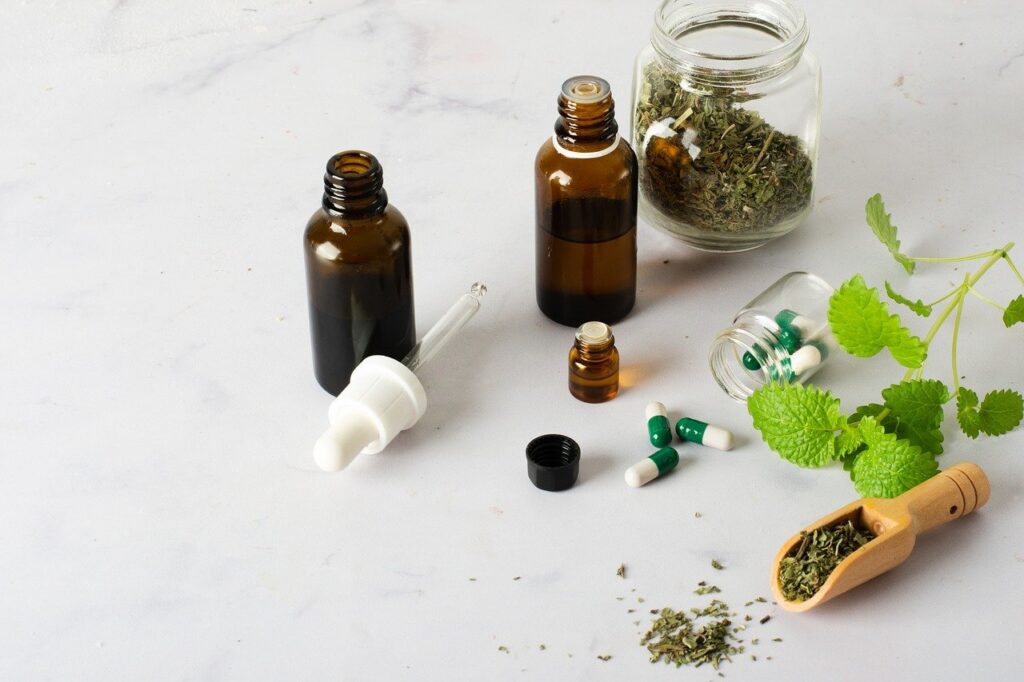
[526,434,580,491]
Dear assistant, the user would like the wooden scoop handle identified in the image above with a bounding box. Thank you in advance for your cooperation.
[900,462,990,534]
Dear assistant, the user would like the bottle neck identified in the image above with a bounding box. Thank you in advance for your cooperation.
[554,76,618,153]
[322,150,388,217]
[574,336,615,362]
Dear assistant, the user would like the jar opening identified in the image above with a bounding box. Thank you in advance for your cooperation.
[652,0,808,82]
[709,325,777,402]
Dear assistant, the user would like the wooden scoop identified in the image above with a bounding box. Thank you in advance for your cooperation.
[771,462,990,612]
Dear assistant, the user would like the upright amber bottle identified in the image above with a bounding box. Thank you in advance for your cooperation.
[536,75,638,327]
[568,321,620,403]
[304,151,416,396]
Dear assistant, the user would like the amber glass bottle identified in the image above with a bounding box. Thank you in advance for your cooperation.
[568,321,620,403]
[535,75,638,327]
[304,151,416,396]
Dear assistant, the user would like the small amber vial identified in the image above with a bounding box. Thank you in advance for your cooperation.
[568,321,619,403]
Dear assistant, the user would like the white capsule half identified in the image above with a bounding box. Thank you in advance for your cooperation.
[701,425,735,451]
[645,401,668,421]
[789,314,819,338]
[625,458,660,488]
[789,344,822,377]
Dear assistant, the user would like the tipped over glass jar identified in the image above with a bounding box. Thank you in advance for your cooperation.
[631,0,821,252]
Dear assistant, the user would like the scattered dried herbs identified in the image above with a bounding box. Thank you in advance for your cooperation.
[641,582,779,672]
[711,559,724,570]
[694,583,721,595]
[616,563,626,579]
[778,520,876,602]
[641,600,740,669]
[634,61,814,235]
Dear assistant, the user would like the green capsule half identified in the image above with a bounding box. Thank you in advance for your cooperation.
[645,402,672,447]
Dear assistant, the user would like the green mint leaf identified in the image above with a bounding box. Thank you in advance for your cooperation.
[865,194,915,274]
[956,387,981,438]
[850,403,886,424]
[851,417,938,498]
[880,379,949,455]
[747,383,842,468]
[884,281,932,316]
[977,389,1024,436]
[828,275,927,368]
[840,447,865,479]
[886,334,928,369]
[835,415,865,457]
[1004,295,1024,327]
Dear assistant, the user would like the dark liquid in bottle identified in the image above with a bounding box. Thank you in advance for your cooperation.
[536,196,636,326]
[306,260,415,396]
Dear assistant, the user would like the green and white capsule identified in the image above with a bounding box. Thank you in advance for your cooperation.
[624,446,679,488]
[646,401,672,447]
[768,344,824,383]
[675,417,735,451]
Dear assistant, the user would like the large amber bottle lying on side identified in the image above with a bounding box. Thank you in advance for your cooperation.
[535,75,638,327]
[304,151,416,396]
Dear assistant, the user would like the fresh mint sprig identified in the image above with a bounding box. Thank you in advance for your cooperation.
[748,195,1023,497]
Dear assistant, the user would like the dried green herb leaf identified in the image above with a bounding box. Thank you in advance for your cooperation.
[634,61,813,235]
[865,194,915,273]
[885,281,932,316]
[641,600,742,670]
[777,520,876,602]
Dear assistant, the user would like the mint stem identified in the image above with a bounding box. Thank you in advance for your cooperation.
[1004,251,1024,288]
[966,285,1005,312]
[899,242,1011,384]
[950,275,970,394]
[910,249,1003,263]
[925,285,964,309]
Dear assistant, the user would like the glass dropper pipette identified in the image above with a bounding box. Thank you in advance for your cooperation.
[314,282,487,472]
[402,282,486,373]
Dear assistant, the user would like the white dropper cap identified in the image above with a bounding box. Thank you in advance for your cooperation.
[313,283,486,472]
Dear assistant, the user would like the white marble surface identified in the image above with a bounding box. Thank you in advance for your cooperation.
[2,0,1023,679]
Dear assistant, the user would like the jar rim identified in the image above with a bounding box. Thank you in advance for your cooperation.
[651,0,808,81]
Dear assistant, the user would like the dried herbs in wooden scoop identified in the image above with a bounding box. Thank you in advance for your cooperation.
[771,462,990,611]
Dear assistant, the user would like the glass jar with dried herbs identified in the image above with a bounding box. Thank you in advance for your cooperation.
[632,0,821,251]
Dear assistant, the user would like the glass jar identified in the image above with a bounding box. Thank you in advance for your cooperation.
[709,272,835,402]
[631,0,821,252]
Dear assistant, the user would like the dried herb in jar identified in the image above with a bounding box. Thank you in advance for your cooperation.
[777,520,876,602]
[634,61,814,234]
